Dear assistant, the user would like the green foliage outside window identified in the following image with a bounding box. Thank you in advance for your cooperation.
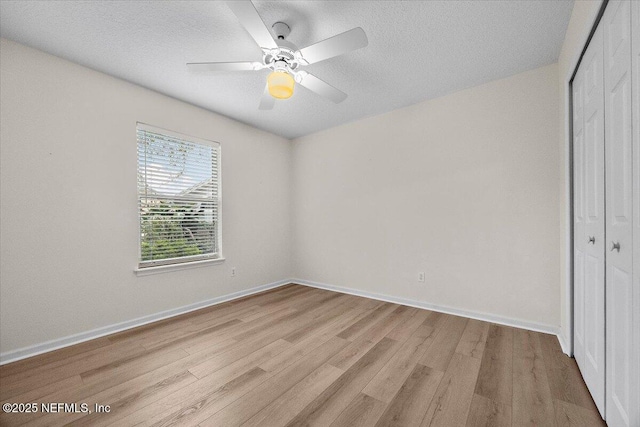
[140,201,215,261]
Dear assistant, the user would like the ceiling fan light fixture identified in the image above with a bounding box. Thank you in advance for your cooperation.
[267,71,295,99]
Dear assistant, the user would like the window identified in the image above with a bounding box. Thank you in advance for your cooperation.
[137,123,221,268]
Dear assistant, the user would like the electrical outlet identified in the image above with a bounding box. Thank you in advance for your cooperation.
[231,267,236,277]
[418,272,425,282]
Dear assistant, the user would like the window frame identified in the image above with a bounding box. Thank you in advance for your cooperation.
[135,122,223,272]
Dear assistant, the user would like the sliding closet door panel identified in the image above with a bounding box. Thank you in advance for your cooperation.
[580,21,607,417]
[606,2,634,426]
[612,2,640,426]
[573,68,587,370]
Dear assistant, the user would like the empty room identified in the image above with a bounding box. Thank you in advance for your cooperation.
[0,0,638,426]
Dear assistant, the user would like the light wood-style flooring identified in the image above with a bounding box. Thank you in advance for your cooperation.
[0,284,605,426]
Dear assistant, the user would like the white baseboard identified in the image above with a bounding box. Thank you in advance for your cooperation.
[0,279,291,365]
[557,331,572,356]
[292,278,562,337]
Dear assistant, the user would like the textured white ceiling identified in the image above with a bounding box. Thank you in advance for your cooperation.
[0,1,573,139]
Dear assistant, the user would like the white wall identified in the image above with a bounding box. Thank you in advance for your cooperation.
[557,0,603,351]
[292,63,560,329]
[0,39,292,354]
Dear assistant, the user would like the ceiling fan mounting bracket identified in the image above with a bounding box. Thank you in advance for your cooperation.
[272,22,290,40]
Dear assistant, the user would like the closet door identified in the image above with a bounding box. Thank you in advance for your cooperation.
[606,2,640,426]
[605,2,634,424]
[577,22,607,416]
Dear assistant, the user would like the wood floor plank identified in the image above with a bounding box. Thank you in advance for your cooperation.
[141,367,268,427]
[189,302,265,324]
[0,338,112,379]
[421,311,449,331]
[188,338,291,380]
[419,314,468,371]
[12,336,251,426]
[215,308,309,344]
[0,374,83,407]
[231,305,273,322]
[80,347,189,385]
[553,399,606,426]
[328,305,414,370]
[352,296,386,311]
[281,296,361,344]
[188,286,309,326]
[336,303,399,340]
[465,393,511,427]
[538,332,599,411]
[174,336,238,359]
[182,307,297,355]
[46,339,259,426]
[363,322,438,403]
[375,363,443,427]
[71,373,195,427]
[241,363,345,427]
[136,305,260,348]
[329,393,387,427]
[218,285,310,310]
[142,318,242,353]
[385,309,430,342]
[3,361,200,426]
[26,371,199,427]
[0,340,147,401]
[512,329,555,427]
[284,337,402,427]
[114,339,291,426]
[199,336,349,427]
[249,285,317,307]
[473,324,513,406]
[238,289,331,325]
[109,316,203,347]
[114,313,234,352]
[9,349,201,425]
[286,291,348,314]
[420,353,481,427]
[0,375,84,426]
[281,292,352,326]
[259,311,363,373]
[455,319,490,359]
[184,334,281,380]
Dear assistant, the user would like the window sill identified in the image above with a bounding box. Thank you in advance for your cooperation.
[134,257,225,277]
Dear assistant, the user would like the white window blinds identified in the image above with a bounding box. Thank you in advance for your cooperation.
[137,123,221,268]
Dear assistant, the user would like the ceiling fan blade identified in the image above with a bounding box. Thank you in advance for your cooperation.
[259,84,275,110]
[298,72,347,103]
[187,61,262,72]
[226,1,278,50]
[298,27,368,65]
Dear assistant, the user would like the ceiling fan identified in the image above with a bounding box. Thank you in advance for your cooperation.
[187,1,368,110]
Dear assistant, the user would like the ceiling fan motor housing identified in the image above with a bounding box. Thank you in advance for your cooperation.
[264,42,300,73]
